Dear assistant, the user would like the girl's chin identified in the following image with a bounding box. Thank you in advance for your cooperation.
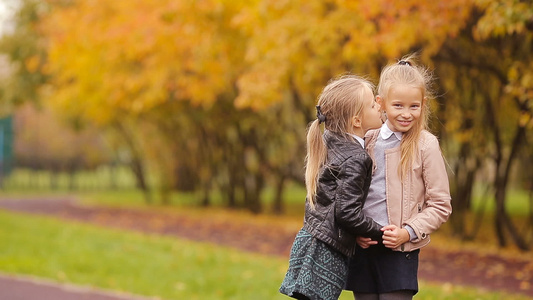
[395,122,413,130]
[391,126,411,133]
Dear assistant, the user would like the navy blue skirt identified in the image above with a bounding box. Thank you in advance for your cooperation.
[280,229,349,300]
[345,244,419,294]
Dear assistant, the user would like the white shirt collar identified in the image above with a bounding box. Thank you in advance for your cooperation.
[380,122,403,141]
[349,134,365,148]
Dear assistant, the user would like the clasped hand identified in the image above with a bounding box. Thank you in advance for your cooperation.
[356,225,410,249]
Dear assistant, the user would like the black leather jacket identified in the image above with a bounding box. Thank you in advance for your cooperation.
[303,130,383,257]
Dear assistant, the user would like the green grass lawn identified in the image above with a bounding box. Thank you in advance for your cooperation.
[0,209,530,300]
[0,210,290,300]
[1,170,532,299]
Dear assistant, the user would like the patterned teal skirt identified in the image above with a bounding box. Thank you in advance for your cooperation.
[279,228,349,300]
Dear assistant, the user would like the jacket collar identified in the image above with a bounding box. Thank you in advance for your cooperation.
[348,133,365,148]
[324,130,362,152]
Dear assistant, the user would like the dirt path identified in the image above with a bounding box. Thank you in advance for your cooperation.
[0,197,532,297]
[0,273,155,300]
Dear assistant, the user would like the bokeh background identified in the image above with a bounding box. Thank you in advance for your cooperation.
[0,0,532,299]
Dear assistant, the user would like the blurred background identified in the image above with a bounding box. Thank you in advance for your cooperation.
[0,0,532,299]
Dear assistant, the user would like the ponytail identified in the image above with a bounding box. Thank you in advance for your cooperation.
[305,75,373,208]
[305,119,327,209]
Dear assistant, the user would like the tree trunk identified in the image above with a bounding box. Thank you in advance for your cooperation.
[450,143,478,239]
[465,184,491,240]
[494,177,507,247]
[201,183,210,207]
[225,156,240,208]
[491,111,529,250]
[130,155,151,204]
[272,174,286,215]
[494,123,529,250]
[528,188,533,244]
[115,123,151,204]
[199,173,211,207]
[244,172,263,214]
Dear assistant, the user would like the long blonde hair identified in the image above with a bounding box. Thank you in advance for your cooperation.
[377,54,434,177]
[305,75,374,209]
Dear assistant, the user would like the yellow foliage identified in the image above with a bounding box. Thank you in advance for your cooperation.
[236,0,475,108]
[39,0,476,118]
[24,55,41,73]
[41,0,248,123]
[519,112,532,128]
[474,0,533,40]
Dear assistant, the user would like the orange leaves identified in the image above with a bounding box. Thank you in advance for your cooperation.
[40,0,247,124]
[235,0,477,109]
[38,0,478,115]
[367,0,475,58]
[31,0,495,144]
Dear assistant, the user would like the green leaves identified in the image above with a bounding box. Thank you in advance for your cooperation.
[475,0,533,39]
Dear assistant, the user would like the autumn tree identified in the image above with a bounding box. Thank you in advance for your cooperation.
[474,0,533,250]
[236,0,474,110]
[0,0,48,108]
[434,0,533,250]
[235,0,474,213]
[39,0,277,210]
[37,0,478,213]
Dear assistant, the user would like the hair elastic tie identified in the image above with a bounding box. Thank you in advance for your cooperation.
[398,60,411,66]
[316,105,326,124]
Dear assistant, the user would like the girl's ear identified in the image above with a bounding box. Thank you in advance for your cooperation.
[376,95,383,107]
[352,116,362,128]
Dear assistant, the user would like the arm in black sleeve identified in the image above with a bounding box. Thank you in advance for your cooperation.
[334,154,383,240]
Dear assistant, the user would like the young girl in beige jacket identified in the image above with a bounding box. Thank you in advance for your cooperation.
[345,55,452,300]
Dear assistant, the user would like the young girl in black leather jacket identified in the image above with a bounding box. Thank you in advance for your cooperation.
[279,75,383,300]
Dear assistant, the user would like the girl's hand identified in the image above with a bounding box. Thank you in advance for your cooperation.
[381,225,410,249]
[356,236,378,249]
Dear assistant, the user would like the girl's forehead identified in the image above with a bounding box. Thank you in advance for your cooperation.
[386,84,424,98]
